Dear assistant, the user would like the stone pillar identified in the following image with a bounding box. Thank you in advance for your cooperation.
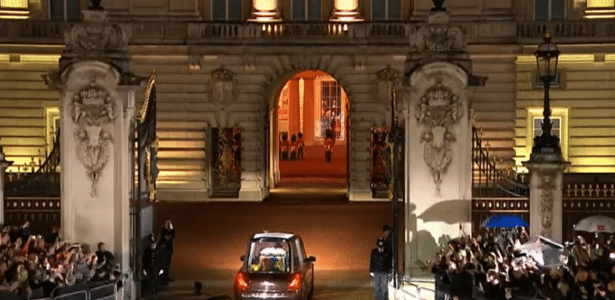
[0,142,13,225]
[330,0,363,22]
[248,0,281,22]
[45,9,142,278]
[524,161,569,243]
[403,9,486,278]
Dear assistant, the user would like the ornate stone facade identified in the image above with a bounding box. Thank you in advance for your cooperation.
[415,80,463,194]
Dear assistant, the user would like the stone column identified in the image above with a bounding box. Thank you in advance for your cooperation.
[0,143,13,225]
[248,0,281,22]
[330,0,363,22]
[403,9,486,278]
[523,161,569,243]
[45,9,143,278]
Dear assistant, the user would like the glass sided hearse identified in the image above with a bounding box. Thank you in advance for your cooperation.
[234,232,316,300]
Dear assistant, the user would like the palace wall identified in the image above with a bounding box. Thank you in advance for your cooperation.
[1,41,612,201]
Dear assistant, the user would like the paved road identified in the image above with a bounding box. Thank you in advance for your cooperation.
[151,271,374,300]
[152,198,404,299]
[155,200,403,273]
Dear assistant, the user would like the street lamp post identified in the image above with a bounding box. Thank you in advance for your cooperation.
[532,32,561,160]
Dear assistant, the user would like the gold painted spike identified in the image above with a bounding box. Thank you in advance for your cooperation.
[139,70,157,123]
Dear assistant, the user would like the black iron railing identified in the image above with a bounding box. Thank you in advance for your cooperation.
[37,128,61,174]
[472,126,528,198]
[5,128,61,198]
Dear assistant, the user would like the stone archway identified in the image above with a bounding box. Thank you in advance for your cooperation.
[265,69,351,201]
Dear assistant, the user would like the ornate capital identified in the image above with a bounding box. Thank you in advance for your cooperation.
[409,11,466,53]
[416,80,464,194]
[64,11,127,53]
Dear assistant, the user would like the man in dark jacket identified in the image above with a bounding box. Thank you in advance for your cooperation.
[451,263,474,300]
[381,225,393,257]
[370,237,392,300]
[142,234,162,295]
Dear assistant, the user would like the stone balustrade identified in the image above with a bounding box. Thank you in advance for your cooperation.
[518,19,615,43]
[5,19,596,46]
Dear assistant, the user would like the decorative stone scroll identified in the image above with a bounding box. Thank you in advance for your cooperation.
[539,173,555,237]
[71,81,117,196]
[415,80,463,194]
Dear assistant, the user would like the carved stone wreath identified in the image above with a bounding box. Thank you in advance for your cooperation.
[71,81,117,197]
[415,80,463,194]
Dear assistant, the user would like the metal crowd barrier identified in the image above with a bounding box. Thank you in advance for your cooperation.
[26,280,119,300]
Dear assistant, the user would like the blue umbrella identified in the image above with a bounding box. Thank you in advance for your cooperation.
[481,214,528,228]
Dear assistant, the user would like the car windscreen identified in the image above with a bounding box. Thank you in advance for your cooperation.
[247,238,291,273]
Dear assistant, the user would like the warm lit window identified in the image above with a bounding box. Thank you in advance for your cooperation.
[49,0,80,22]
[372,0,401,20]
[320,81,343,140]
[1,0,27,8]
[526,108,568,161]
[292,0,321,20]
[212,0,242,21]
[535,0,565,21]
[533,117,561,138]
[585,0,615,18]
[0,0,29,19]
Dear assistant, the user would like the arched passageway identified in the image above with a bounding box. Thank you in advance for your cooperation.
[267,70,349,201]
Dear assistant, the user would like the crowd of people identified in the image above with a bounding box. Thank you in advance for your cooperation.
[0,220,175,299]
[428,226,615,300]
[0,221,120,299]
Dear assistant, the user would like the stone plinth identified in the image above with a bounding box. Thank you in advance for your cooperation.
[523,160,569,243]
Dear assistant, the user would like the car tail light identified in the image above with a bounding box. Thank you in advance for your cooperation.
[287,273,302,292]
[235,272,249,292]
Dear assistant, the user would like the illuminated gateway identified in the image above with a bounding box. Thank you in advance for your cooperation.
[0,0,615,289]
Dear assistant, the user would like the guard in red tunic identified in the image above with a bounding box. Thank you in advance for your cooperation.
[324,129,335,163]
